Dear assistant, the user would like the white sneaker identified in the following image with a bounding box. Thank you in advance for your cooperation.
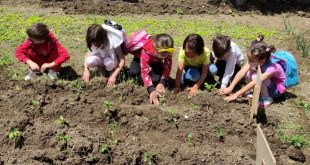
[25,71,37,81]
[48,70,59,80]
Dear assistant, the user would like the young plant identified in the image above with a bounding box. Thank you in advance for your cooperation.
[70,80,83,93]
[56,132,72,148]
[187,132,193,144]
[143,150,157,165]
[103,101,113,110]
[159,95,167,106]
[8,128,24,148]
[100,144,111,154]
[204,82,217,92]
[296,33,310,57]
[165,109,179,123]
[55,116,69,126]
[283,17,295,35]
[31,99,40,106]
[216,127,225,142]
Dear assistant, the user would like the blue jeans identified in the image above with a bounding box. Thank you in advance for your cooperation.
[182,67,201,85]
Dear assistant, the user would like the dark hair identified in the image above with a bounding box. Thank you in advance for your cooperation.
[248,35,276,62]
[182,34,205,55]
[212,35,231,58]
[26,23,49,41]
[152,33,174,49]
[86,24,109,51]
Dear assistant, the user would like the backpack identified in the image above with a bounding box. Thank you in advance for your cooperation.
[269,50,299,88]
[125,30,149,53]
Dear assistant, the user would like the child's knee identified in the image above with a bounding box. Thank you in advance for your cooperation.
[208,63,218,75]
[85,56,102,67]
[103,58,116,71]
[185,68,200,82]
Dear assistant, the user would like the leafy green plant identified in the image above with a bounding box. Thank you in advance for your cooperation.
[279,133,309,149]
[56,133,72,146]
[165,109,179,123]
[283,17,295,35]
[216,127,225,142]
[143,150,157,165]
[70,80,83,93]
[176,8,184,15]
[31,99,40,106]
[159,95,167,106]
[103,101,113,110]
[204,82,217,92]
[100,144,111,154]
[55,116,69,126]
[0,53,14,66]
[294,96,310,117]
[8,128,23,148]
[187,133,193,144]
[296,33,310,57]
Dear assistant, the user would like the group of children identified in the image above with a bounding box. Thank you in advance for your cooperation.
[15,22,299,108]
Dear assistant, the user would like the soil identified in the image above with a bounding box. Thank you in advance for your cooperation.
[0,0,310,164]
[38,0,310,17]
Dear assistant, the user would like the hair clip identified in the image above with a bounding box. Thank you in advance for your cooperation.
[156,47,176,53]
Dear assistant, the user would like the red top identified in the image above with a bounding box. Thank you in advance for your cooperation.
[140,39,172,92]
[15,32,70,66]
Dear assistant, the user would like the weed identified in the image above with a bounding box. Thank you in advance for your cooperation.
[55,116,69,126]
[187,133,193,144]
[116,91,125,102]
[204,82,217,92]
[100,144,111,154]
[159,95,167,106]
[0,53,14,66]
[176,8,184,15]
[278,132,309,149]
[143,150,157,165]
[8,128,24,148]
[283,17,295,35]
[216,127,225,142]
[296,33,310,57]
[294,96,310,116]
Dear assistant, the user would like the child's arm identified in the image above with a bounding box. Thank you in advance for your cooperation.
[173,62,185,93]
[107,47,125,87]
[219,63,251,95]
[83,52,91,82]
[221,55,237,88]
[188,64,208,98]
[225,70,273,101]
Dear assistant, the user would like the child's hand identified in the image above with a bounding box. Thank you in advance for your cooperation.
[82,70,90,82]
[156,84,165,94]
[26,60,40,71]
[150,91,161,105]
[218,87,232,95]
[187,85,199,98]
[41,62,55,72]
[172,87,181,94]
[107,76,116,87]
[224,93,238,102]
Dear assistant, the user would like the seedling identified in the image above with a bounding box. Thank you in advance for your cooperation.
[294,96,310,116]
[56,132,72,149]
[296,33,310,57]
[189,103,199,111]
[100,144,111,154]
[165,109,179,123]
[283,17,295,35]
[116,91,125,102]
[143,150,157,165]
[31,99,40,106]
[187,133,193,144]
[55,116,69,126]
[216,127,225,142]
[204,82,217,92]
[8,128,24,148]
[176,8,184,15]
[103,101,113,110]
[70,80,83,93]
[159,95,167,106]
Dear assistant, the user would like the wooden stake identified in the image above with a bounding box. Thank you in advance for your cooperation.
[249,66,262,124]
[256,124,276,165]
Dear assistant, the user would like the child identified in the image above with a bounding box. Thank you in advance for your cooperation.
[209,35,244,89]
[173,34,211,98]
[83,23,126,87]
[129,33,175,105]
[15,23,70,80]
[219,36,287,108]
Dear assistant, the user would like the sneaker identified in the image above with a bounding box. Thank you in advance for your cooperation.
[259,97,273,108]
[242,91,253,99]
[48,70,58,80]
[25,71,37,81]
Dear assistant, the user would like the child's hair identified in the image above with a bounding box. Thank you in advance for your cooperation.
[248,35,276,62]
[27,23,49,41]
[212,35,231,58]
[86,24,108,51]
[182,34,205,55]
[152,33,174,49]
